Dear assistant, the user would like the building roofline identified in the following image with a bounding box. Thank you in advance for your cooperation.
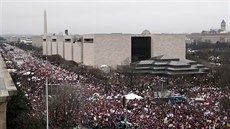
[0,55,17,102]
[189,33,230,36]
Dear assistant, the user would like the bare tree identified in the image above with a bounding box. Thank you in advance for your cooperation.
[49,83,83,129]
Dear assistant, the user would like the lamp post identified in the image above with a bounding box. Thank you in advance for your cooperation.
[123,95,127,128]
[99,64,110,126]
[45,71,49,129]
[45,59,60,129]
[99,65,110,93]
[121,74,128,128]
[160,78,166,97]
[77,63,83,82]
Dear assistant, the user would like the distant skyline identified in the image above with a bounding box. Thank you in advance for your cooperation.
[0,0,229,35]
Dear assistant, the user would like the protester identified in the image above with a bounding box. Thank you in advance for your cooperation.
[0,43,229,129]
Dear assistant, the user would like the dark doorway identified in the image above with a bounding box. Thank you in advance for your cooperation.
[131,37,151,62]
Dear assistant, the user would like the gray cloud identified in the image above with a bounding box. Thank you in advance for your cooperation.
[1,0,229,35]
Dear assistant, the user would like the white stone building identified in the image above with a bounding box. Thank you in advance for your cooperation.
[42,31,186,69]
[187,20,230,44]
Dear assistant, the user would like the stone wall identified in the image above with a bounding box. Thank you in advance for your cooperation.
[57,42,64,58]
[64,43,73,60]
[57,36,65,57]
[83,43,94,67]
[0,102,7,129]
[47,42,52,55]
[52,42,58,55]
[73,42,82,63]
[43,41,47,55]
[152,34,186,60]
[0,55,17,129]
[94,34,131,68]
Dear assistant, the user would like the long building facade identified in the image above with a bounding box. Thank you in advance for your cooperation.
[187,33,230,44]
[187,20,230,44]
[42,31,186,69]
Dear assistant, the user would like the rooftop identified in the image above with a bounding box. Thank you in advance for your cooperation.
[130,55,209,75]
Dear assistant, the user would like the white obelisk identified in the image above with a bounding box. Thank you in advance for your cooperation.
[44,10,47,36]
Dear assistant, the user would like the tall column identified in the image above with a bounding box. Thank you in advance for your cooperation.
[0,102,7,129]
[44,10,47,36]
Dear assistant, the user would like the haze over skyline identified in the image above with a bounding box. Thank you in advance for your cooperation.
[0,0,229,35]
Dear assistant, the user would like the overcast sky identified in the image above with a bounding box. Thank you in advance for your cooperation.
[0,0,229,35]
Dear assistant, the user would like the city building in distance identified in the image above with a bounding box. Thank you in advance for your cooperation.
[187,20,230,44]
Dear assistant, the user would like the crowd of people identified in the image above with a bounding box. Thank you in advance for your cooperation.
[0,43,229,129]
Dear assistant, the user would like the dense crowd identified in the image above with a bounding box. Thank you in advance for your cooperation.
[0,43,229,129]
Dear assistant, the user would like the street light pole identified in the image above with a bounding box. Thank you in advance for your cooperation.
[45,59,60,129]
[45,58,49,129]
[161,80,164,93]
[160,78,166,98]
[124,96,127,128]
[46,72,49,129]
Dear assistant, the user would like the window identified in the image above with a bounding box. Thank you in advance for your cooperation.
[131,37,151,62]
[84,38,94,43]
[43,39,46,41]
[52,39,57,42]
[65,39,71,42]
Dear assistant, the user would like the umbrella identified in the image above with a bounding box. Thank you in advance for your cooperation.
[106,96,113,99]
[8,69,17,73]
[195,97,204,101]
[125,93,143,100]
[23,71,34,75]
